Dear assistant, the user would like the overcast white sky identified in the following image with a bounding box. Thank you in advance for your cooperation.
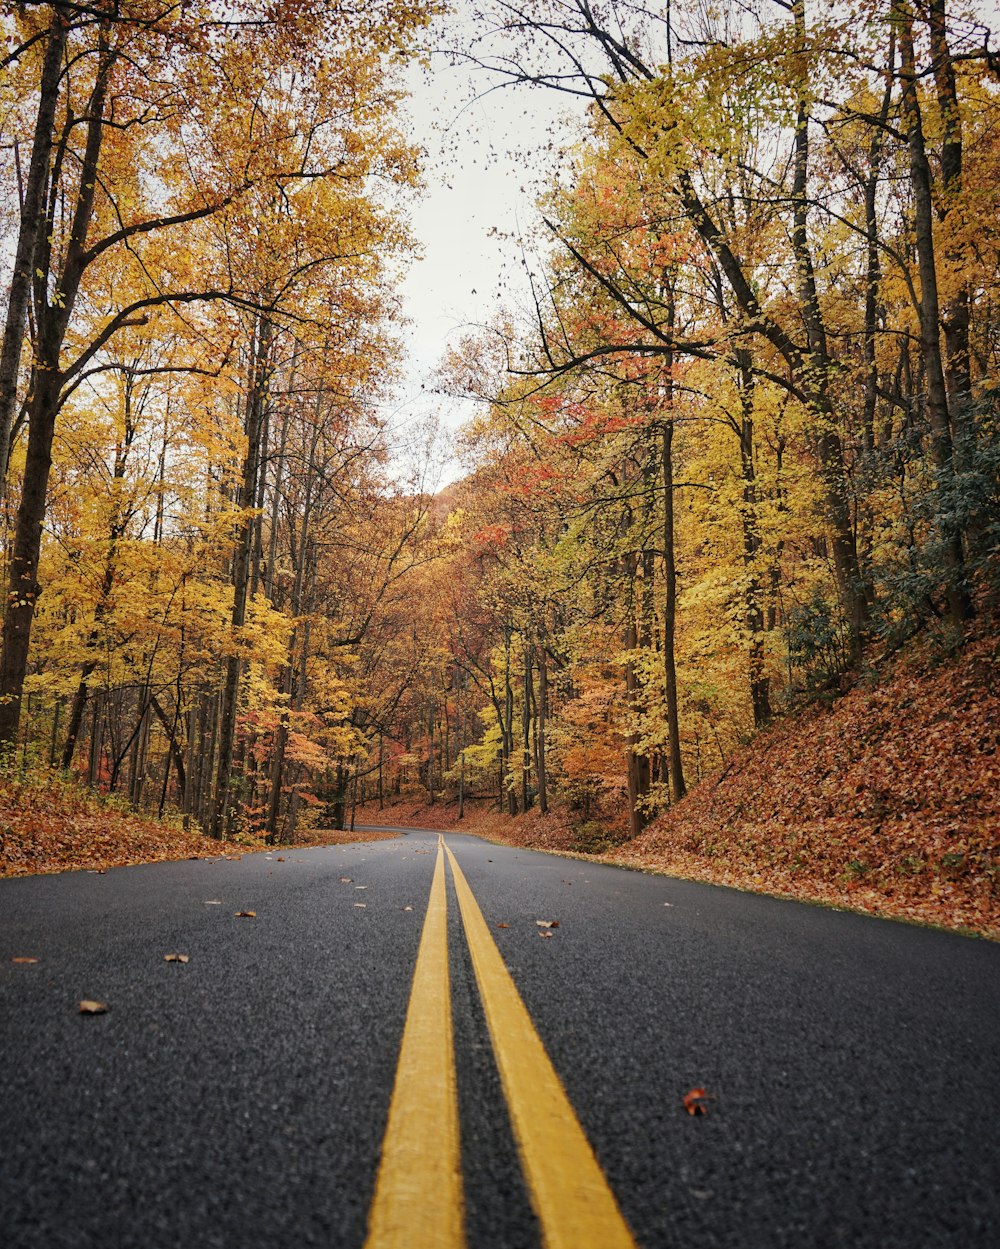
[387,25,586,477]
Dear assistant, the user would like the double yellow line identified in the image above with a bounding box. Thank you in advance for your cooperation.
[364,836,638,1249]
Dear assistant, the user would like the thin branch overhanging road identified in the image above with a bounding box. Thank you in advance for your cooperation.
[2,829,998,1248]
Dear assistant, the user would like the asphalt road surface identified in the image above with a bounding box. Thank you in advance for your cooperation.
[2,827,998,1249]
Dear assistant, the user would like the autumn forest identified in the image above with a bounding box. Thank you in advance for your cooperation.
[1,0,998,929]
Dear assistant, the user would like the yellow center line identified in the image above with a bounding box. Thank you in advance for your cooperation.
[443,842,639,1249]
[364,837,464,1249]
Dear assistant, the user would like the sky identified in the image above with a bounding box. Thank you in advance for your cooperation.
[387,22,586,480]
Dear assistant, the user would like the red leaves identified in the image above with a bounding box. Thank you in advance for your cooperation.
[472,523,511,549]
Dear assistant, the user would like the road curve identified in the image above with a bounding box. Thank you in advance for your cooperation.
[2,828,999,1248]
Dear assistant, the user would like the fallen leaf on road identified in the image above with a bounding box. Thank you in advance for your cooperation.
[682,1088,711,1115]
[204,899,222,905]
[536,920,560,929]
[163,953,189,963]
[355,885,368,890]
[340,877,353,883]
[11,956,38,964]
[402,906,413,912]
[79,1000,108,1015]
[234,910,256,918]
[538,931,554,939]
[276,857,285,862]
[663,903,674,908]
[496,922,510,929]
[354,903,367,908]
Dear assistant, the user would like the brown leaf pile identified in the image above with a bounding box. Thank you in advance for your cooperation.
[616,625,1000,939]
[0,774,224,877]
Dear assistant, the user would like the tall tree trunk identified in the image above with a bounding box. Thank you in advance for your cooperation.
[522,643,533,812]
[86,692,104,788]
[0,7,68,491]
[211,314,273,837]
[0,363,62,747]
[660,419,686,802]
[0,24,113,749]
[535,641,548,815]
[426,701,435,804]
[266,455,313,843]
[503,629,516,814]
[896,0,972,626]
[736,353,773,727]
[862,31,895,452]
[623,579,646,839]
[791,0,871,648]
[928,0,971,421]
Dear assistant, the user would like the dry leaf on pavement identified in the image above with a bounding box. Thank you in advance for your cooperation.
[163,953,189,963]
[234,910,256,918]
[79,1000,108,1015]
[682,1088,711,1115]
[11,956,38,964]
[536,920,560,928]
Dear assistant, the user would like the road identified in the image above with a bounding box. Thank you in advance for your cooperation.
[2,827,998,1248]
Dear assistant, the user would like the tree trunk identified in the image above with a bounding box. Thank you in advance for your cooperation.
[265,428,314,842]
[897,0,972,626]
[928,0,971,419]
[661,407,686,799]
[536,642,548,815]
[503,630,516,814]
[0,364,62,746]
[861,32,894,451]
[86,692,104,788]
[0,25,113,748]
[211,314,273,837]
[0,8,68,491]
[522,643,533,812]
[426,702,435,804]
[791,0,871,648]
[623,607,646,839]
[736,353,773,727]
